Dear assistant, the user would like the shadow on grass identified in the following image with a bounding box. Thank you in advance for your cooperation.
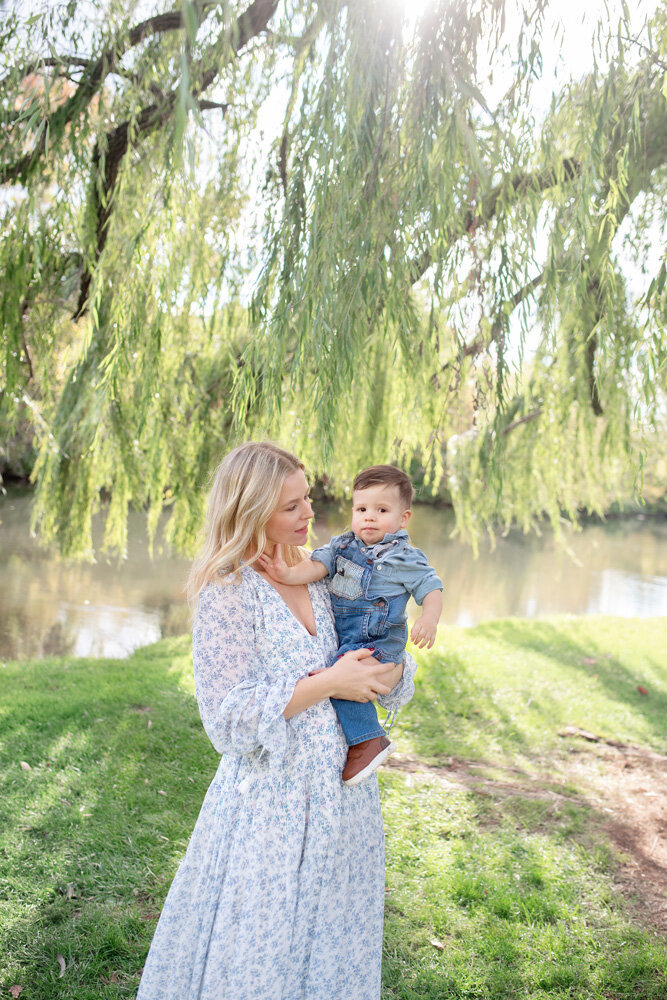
[0,638,218,998]
[403,617,667,764]
[380,768,667,1000]
[477,618,667,748]
[401,647,534,762]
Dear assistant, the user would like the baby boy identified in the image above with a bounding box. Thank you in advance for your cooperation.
[262,464,443,785]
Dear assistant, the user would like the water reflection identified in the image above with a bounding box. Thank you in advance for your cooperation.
[0,490,191,660]
[317,506,667,627]
[1,489,665,661]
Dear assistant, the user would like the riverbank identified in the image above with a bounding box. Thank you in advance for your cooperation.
[1,617,666,998]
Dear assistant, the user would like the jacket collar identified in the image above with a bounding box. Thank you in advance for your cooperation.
[340,528,410,548]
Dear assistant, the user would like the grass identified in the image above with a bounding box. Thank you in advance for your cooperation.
[1,617,665,998]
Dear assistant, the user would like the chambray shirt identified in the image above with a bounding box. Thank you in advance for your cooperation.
[311,529,443,606]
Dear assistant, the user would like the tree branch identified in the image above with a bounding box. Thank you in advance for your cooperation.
[74,0,279,318]
[501,407,542,435]
[620,35,667,73]
[0,2,221,185]
[0,55,91,88]
[408,158,581,287]
[433,271,545,386]
[490,270,544,339]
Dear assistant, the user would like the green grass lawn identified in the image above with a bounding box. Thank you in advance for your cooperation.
[1,617,665,999]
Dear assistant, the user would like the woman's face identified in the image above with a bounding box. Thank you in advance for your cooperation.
[264,468,313,550]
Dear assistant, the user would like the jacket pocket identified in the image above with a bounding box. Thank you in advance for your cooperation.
[330,555,364,600]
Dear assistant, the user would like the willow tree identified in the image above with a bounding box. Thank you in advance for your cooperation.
[1,0,665,557]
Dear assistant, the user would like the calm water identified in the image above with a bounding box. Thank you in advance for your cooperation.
[1,489,666,660]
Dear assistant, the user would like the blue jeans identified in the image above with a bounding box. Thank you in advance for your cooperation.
[329,593,408,746]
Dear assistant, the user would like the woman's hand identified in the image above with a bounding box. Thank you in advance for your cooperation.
[284,651,404,720]
[371,658,404,693]
[326,649,394,703]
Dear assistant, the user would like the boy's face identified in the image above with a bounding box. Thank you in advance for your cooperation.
[351,484,411,545]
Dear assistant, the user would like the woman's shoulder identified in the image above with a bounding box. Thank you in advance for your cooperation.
[198,568,256,616]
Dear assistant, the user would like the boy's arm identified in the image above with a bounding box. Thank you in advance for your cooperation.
[285,558,329,584]
[410,588,443,649]
[257,545,329,585]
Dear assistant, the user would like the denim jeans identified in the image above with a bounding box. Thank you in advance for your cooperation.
[328,552,409,746]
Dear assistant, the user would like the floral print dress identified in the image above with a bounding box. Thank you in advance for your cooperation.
[136,566,416,1000]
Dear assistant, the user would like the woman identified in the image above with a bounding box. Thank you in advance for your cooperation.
[136,442,416,1000]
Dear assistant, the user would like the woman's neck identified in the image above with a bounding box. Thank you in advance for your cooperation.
[247,541,276,562]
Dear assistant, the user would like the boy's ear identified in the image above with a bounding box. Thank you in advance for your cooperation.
[400,509,412,528]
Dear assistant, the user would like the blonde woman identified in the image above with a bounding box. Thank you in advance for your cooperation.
[136,442,416,1000]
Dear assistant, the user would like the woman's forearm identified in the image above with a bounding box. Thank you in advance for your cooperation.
[283,670,335,719]
[283,656,404,720]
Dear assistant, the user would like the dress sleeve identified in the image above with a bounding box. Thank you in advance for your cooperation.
[192,579,298,763]
[376,650,417,712]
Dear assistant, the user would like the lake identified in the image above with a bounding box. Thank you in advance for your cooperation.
[1,488,666,660]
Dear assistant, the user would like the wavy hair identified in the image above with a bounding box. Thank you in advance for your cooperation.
[187,442,306,608]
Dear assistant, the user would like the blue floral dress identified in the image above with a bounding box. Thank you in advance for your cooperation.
[136,566,416,1000]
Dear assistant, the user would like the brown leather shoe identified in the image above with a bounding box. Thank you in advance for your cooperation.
[342,735,396,786]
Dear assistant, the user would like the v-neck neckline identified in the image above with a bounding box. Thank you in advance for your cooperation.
[249,566,319,638]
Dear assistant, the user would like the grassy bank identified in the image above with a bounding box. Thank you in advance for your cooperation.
[1,617,665,999]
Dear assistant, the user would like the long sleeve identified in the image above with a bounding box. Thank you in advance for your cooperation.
[376,650,417,713]
[192,579,299,763]
[384,545,443,605]
[311,531,351,575]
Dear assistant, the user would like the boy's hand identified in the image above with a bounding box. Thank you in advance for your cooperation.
[257,544,294,583]
[410,616,438,649]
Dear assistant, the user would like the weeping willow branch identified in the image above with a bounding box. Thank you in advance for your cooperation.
[74,0,279,317]
[2,1,665,557]
[502,407,543,435]
[0,54,92,88]
[0,2,222,185]
[408,159,581,287]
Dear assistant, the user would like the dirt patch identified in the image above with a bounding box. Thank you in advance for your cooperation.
[560,736,667,932]
[387,734,667,933]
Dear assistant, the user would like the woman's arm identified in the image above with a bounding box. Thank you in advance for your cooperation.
[193,580,301,760]
[283,649,393,718]
[193,580,395,756]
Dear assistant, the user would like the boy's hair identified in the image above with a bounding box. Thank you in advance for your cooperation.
[353,465,415,509]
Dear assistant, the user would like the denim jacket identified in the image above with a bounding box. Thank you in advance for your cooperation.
[311,529,443,606]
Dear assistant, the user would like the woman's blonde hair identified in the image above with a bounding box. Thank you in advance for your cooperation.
[186,441,306,607]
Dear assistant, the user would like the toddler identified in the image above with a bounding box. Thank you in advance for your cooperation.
[260,465,443,785]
